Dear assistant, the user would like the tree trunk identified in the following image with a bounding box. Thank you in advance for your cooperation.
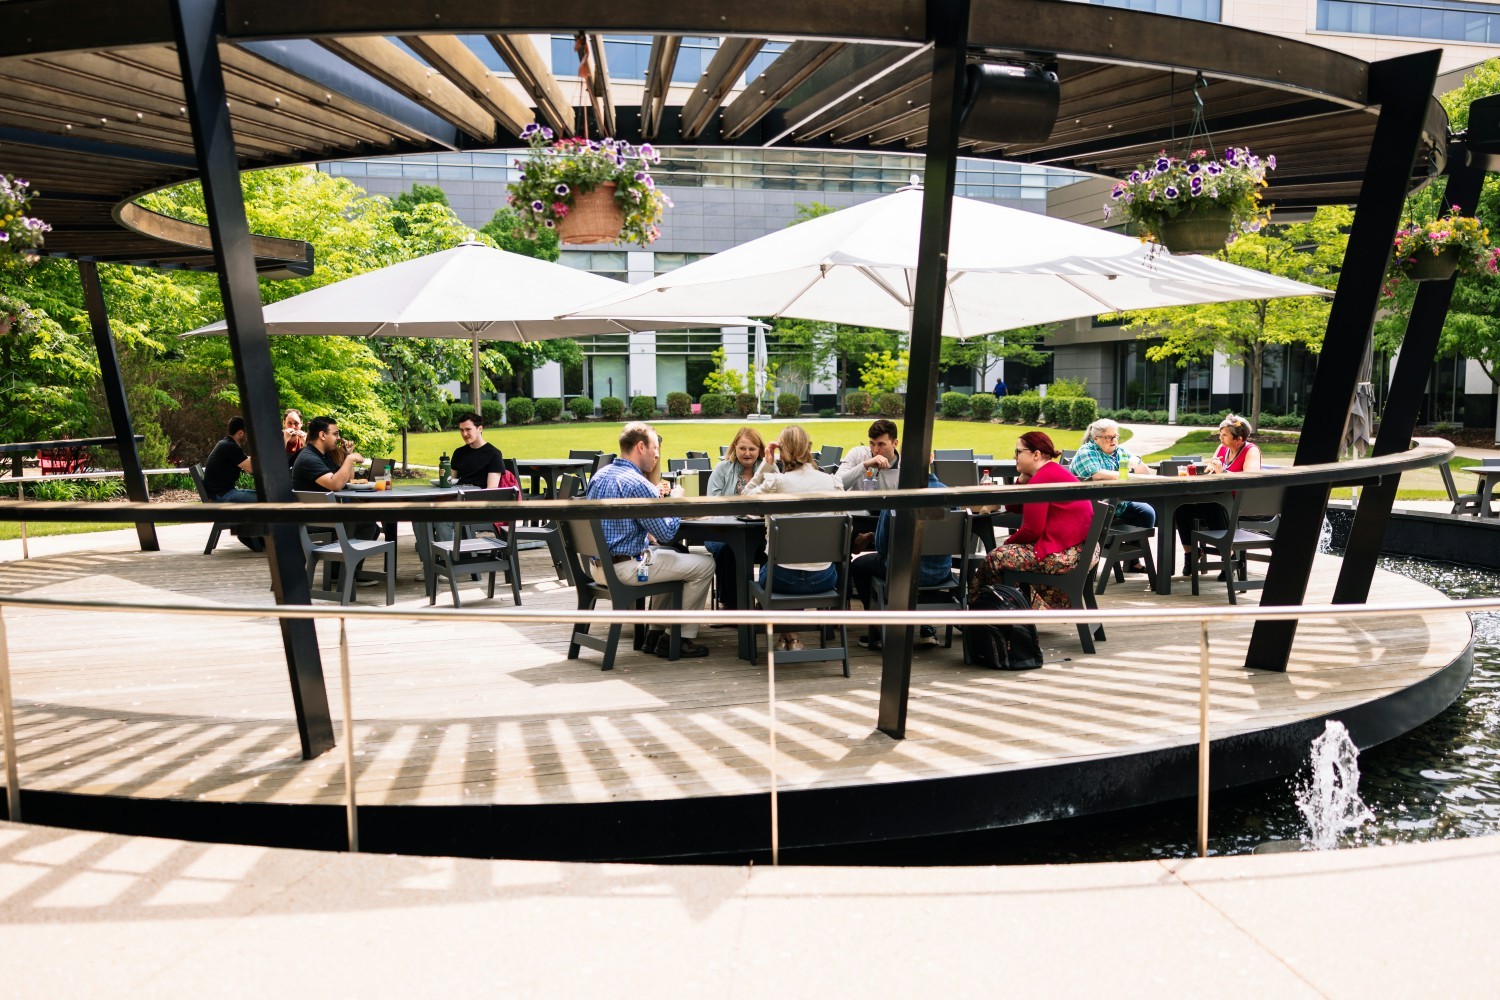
[1248,342,1264,432]
[400,429,408,473]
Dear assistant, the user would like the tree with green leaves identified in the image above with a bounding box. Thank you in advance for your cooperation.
[482,203,561,261]
[939,327,1052,383]
[1375,60,1500,402]
[1116,207,1350,430]
[390,183,452,239]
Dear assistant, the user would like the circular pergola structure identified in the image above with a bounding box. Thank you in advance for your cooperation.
[0,0,1473,798]
[0,0,1449,270]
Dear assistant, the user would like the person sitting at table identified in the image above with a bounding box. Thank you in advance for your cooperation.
[705,426,766,610]
[203,416,257,505]
[836,418,903,491]
[1069,417,1156,573]
[643,431,683,498]
[587,421,715,658]
[452,412,503,488]
[850,464,952,651]
[1176,413,1262,574]
[292,416,364,493]
[283,409,306,463]
[742,424,843,652]
[970,431,1092,612]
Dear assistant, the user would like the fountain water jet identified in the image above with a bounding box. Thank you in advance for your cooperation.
[1295,720,1376,850]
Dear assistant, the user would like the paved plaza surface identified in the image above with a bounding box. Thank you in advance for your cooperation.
[1,819,1496,996]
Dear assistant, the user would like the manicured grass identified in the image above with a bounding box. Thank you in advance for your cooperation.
[397,419,1121,468]
[0,521,135,540]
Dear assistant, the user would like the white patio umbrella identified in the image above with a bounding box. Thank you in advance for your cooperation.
[564,187,1329,337]
[185,240,758,405]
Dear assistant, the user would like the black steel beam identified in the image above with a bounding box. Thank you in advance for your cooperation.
[1333,145,1485,604]
[1245,50,1442,671]
[876,0,969,740]
[77,260,158,553]
[171,0,335,759]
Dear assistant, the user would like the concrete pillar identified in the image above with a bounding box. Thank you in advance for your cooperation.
[629,332,657,400]
[533,361,563,398]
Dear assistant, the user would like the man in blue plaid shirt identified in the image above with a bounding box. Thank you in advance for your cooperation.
[586,421,715,657]
[1070,418,1157,570]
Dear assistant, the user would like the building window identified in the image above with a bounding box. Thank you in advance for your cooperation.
[1077,0,1222,21]
[1317,0,1500,43]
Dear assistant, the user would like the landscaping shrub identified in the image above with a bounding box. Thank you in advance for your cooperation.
[699,393,730,418]
[599,396,626,421]
[968,392,997,421]
[776,392,801,418]
[23,479,80,501]
[1069,397,1098,429]
[567,396,595,421]
[1040,395,1068,426]
[1017,395,1043,425]
[663,391,692,417]
[534,397,563,422]
[505,397,534,425]
[818,407,837,419]
[1129,408,1151,422]
[630,394,658,419]
[449,402,471,428]
[1149,410,1168,424]
[77,478,125,502]
[148,471,194,493]
[940,391,971,419]
[998,395,1022,422]
[845,390,872,416]
[734,393,757,417]
[480,400,505,426]
[1046,375,1089,398]
[876,392,905,418]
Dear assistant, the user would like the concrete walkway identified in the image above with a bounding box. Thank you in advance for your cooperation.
[1,820,1495,995]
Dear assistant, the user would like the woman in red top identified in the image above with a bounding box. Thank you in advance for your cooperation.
[971,431,1093,610]
[1175,414,1261,572]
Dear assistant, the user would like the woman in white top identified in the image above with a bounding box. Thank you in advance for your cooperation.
[744,424,844,651]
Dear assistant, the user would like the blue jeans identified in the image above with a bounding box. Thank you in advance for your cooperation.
[1114,500,1156,528]
[758,563,837,594]
[215,488,258,503]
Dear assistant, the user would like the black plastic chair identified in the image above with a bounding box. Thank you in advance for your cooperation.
[560,519,686,668]
[870,509,972,652]
[934,448,974,461]
[1191,488,1283,604]
[1096,518,1157,594]
[426,487,522,607]
[998,501,1113,654]
[748,514,853,675]
[188,463,258,555]
[504,456,570,582]
[933,459,979,488]
[1440,465,1483,516]
[685,450,709,460]
[294,492,396,606]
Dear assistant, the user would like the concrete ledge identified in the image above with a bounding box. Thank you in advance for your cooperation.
[1,820,1496,995]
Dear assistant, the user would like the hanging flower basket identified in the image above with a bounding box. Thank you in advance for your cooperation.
[1406,245,1461,282]
[1157,204,1236,255]
[1106,147,1274,253]
[1,173,51,252]
[557,182,624,245]
[506,124,670,247]
[0,314,12,335]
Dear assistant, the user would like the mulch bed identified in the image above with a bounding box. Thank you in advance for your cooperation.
[1413,426,1498,448]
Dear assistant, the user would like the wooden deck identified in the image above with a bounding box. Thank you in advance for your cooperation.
[0,526,1471,813]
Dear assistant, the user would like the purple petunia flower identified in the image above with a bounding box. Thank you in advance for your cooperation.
[1164,185,1179,199]
[554,183,570,196]
[543,219,555,228]
[1267,155,1277,170]
[1206,163,1222,175]
[1187,162,1200,174]
[1156,157,1170,172]
[1110,185,1125,199]
[541,127,554,140]
[1190,177,1203,194]
[531,200,545,212]
[521,123,539,137]
[1129,171,1142,183]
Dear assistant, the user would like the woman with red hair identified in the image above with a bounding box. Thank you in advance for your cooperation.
[971,431,1093,611]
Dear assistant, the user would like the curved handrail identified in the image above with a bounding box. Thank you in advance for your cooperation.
[0,438,1456,525]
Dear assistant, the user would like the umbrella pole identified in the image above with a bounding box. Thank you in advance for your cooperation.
[471,332,482,411]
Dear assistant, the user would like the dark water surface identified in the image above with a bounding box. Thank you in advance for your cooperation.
[795,556,1500,865]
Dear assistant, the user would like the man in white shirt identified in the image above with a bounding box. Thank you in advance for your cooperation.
[836,418,903,490]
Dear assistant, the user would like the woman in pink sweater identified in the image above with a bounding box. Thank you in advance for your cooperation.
[971,431,1093,610]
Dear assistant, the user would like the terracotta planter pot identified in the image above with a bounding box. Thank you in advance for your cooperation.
[558,183,624,245]
[1156,204,1235,255]
[1406,245,1460,282]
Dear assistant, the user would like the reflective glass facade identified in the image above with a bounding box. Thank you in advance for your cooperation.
[1317,0,1500,42]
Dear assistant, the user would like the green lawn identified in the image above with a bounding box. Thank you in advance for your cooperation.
[0,520,136,541]
[396,419,1123,469]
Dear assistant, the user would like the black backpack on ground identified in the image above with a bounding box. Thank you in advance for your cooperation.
[964,585,1045,670]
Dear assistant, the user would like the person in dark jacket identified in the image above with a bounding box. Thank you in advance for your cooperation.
[851,470,956,651]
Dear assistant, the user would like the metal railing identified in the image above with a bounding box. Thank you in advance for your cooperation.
[0,591,1484,862]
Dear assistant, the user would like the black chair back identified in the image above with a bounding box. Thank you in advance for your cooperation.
[559,474,586,499]
[934,448,973,461]
[594,453,616,473]
[933,459,979,488]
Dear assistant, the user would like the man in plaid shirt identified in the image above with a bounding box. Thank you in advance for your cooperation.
[586,421,715,658]
[1070,418,1157,570]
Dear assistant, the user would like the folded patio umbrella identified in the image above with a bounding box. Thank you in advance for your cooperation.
[184,240,760,402]
[563,187,1329,337]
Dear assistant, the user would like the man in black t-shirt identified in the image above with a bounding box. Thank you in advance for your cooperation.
[291,416,365,493]
[451,412,504,487]
[203,416,256,502]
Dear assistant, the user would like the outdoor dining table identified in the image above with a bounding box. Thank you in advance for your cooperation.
[0,435,143,477]
[974,458,1018,484]
[677,515,764,661]
[1134,475,1233,595]
[515,458,595,499]
[1462,465,1500,517]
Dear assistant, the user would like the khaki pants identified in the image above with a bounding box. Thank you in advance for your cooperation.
[591,546,716,638]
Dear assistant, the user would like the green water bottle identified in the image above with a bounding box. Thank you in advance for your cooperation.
[1117,458,1129,481]
[438,451,452,488]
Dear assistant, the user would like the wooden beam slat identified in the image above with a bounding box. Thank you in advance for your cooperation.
[790,49,929,142]
[721,40,845,141]
[405,34,534,137]
[486,33,575,136]
[318,35,496,143]
[641,35,681,140]
[680,37,765,140]
[583,33,616,137]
